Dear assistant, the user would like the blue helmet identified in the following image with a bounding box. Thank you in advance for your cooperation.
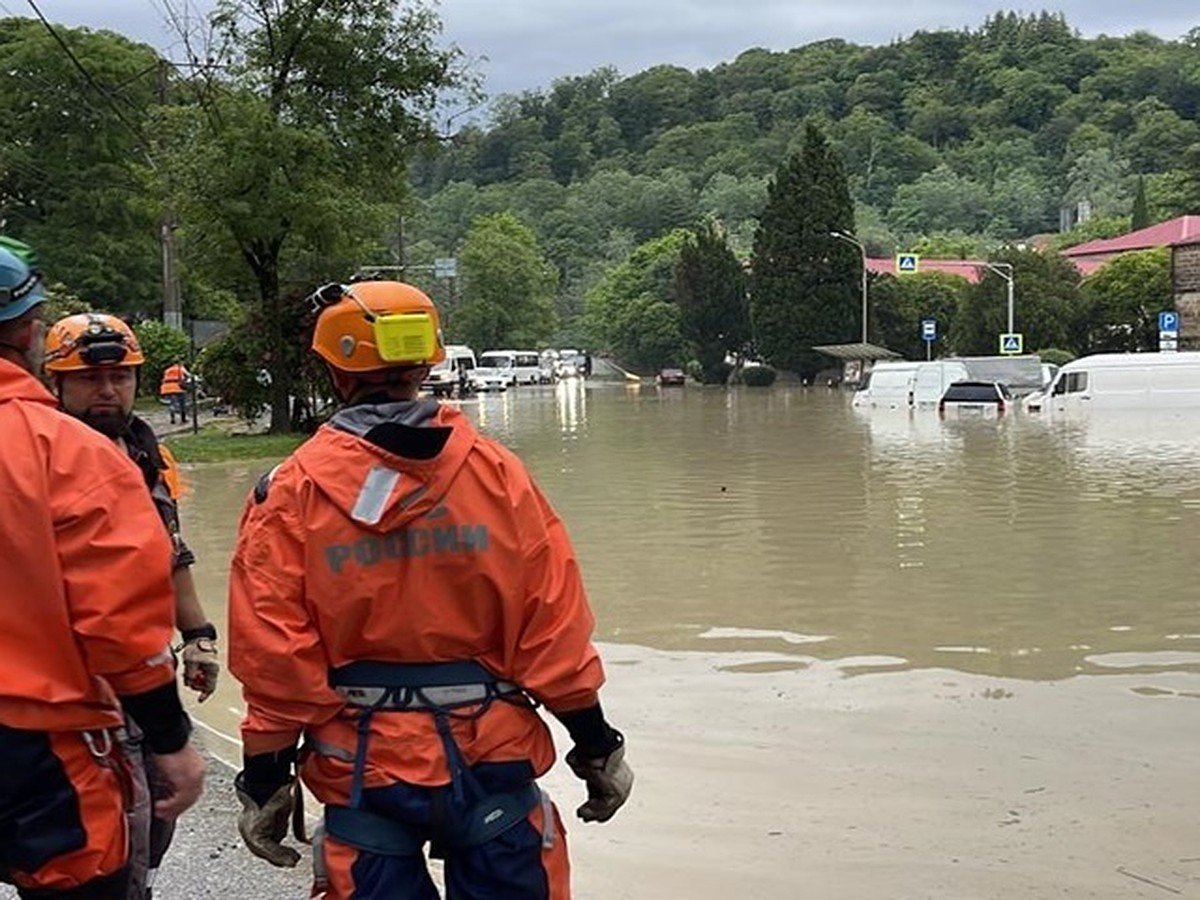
[0,245,45,323]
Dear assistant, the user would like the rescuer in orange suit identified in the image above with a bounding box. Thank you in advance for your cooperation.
[157,359,188,424]
[44,312,220,899]
[0,242,205,899]
[228,279,633,899]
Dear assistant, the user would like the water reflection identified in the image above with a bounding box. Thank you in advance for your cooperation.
[181,386,1200,724]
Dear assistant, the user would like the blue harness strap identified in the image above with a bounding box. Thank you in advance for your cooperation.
[325,804,424,857]
[330,660,521,807]
[324,785,542,856]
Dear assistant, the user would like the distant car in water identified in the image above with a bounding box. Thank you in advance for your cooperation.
[938,380,1011,418]
[657,368,686,387]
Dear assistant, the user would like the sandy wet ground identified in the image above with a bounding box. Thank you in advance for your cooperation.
[553,643,1200,900]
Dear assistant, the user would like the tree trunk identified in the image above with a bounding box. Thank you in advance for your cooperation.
[246,239,293,434]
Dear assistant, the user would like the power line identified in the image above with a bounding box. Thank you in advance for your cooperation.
[23,0,154,162]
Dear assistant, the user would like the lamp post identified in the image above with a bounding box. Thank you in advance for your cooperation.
[830,231,868,344]
[983,262,1015,334]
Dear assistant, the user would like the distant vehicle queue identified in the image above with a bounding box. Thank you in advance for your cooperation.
[421,346,592,397]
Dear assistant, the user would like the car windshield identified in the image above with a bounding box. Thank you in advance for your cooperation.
[943,382,1001,402]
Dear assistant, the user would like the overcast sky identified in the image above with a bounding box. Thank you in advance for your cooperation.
[13,1,1200,103]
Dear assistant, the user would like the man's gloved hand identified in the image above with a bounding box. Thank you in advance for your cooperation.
[181,637,219,702]
[235,775,301,867]
[566,735,634,823]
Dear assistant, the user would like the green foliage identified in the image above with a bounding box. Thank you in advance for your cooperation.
[869,271,970,358]
[0,20,161,314]
[454,212,558,349]
[739,364,777,386]
[133,320,190,399]
[750,124,857,377]
[1036,347,1076,366]
[583,231,690,371]
[949,247,1081,356]
[675,219,749,382]
[1078,247,1171,352]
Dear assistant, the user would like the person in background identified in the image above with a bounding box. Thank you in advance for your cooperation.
[229,279,633,898]
[0,244,205,899]
[158,358,189,424]
[43,312,220,898]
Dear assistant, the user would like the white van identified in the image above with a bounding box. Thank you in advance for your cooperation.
[1038,352,1200,414]
[422,345,476,398]
[470,350,518,391]
[512,350,543,386]
[851,361,921,410]
[909,360,970,409]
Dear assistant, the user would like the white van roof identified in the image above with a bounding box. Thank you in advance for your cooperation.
[1061,352,1200,370]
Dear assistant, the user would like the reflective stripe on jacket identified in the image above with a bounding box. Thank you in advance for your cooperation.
[229,401,605,799]
[0,358,178,732]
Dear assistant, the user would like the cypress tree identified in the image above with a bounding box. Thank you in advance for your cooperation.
[1130,175,1150,231]
[675,218,749,382]
[749,123,857,379]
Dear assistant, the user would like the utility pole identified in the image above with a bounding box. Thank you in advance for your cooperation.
[158,58,183,330]
[982,262,1015,334]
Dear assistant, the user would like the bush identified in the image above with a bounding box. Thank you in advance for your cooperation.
[133,320,190,398]
[699,360,735,384]
[740,364,777,387]
[1036,347,1076,366]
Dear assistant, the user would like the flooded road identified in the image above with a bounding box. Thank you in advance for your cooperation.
[179,382,1200,898]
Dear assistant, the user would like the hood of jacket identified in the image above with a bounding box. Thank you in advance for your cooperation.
[0,357,56,407]
[292,399,477,533]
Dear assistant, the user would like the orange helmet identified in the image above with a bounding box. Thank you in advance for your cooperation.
[311,280,445,373]
[44,313,145,373]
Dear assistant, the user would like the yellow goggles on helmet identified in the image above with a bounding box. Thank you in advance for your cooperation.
[372,311,438,364]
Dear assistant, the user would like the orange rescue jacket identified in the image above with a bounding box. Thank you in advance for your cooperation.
[229,402,605,798]
[0,359,179,732]
[159,363,187,396]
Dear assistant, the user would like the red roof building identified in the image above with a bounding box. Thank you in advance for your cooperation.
[866,258,986,283]
[1062,215,1200,277]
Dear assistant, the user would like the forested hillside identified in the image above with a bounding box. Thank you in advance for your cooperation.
[405,12,1200,344]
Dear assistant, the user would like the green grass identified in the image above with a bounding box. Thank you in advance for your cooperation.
[162,427,307,463]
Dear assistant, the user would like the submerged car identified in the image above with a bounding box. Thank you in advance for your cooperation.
[938,380,1011,418]
[657,368,686,386]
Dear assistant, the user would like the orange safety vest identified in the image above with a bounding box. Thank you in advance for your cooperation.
[229,403,605,800]
[0,359,178,732]
[159,363,187,396]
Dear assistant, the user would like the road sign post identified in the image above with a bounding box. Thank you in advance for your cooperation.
[999,332,1023,355]
[1159,310,1179,353]
[921,319,936,361]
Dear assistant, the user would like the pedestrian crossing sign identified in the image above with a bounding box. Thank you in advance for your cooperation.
[896,253,920,275]
[999,333,1023,354]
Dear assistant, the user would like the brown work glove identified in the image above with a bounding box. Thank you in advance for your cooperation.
[566,737,634,823]
[181,637,219,702]
[235,776,301,867]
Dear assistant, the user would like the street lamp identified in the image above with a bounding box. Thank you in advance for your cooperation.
[982,262,1015,335]
[830,231,868,344]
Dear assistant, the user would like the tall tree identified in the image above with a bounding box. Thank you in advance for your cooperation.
[454,212,557,351]
[0,19,161,312]
[1078,247,1170,353]
[674,219,749,382]
[749,123,856,377]
[1131,175,1150,230]
[152,0,465,432]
